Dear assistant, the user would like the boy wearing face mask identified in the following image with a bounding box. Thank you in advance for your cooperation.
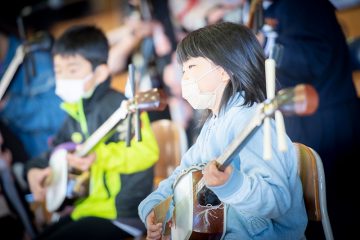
[25,25,159,240]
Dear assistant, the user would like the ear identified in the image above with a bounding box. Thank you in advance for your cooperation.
[94,64,110,84]
[219,67,231,83]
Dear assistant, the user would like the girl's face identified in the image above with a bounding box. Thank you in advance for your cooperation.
[181,56,230,113]
[181,57,222,93]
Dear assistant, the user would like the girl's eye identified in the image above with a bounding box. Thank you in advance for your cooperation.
[182,64,196,73]
[69,68,78,74]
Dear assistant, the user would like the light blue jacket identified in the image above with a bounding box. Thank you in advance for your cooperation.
[138,93,307,240]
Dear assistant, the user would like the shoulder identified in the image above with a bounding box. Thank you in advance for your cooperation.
[222,103,259,130]
[84,85,127,120]
[213,103,260,149]
[98,88,127,106]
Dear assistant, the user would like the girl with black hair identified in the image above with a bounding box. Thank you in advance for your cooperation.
[139,22,307,240]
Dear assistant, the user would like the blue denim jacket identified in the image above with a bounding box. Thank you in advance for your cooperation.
[138,92,307,239]
[0,35,66,158]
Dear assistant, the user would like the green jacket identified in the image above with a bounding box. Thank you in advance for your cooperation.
[25,80,159,220]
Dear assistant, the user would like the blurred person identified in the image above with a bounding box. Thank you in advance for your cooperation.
[258,0,360,238]
[0,130,37,239]
[25,25,159,240]
[108,0,173,122]
[0,25,66,160]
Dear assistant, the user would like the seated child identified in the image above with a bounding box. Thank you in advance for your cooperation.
[26,25,159,240]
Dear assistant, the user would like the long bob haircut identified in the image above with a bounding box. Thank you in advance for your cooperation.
[176,22,267,122]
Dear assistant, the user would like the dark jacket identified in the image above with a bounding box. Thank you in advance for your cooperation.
[25,80,159,219]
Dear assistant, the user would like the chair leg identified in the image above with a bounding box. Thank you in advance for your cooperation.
[312,149,334,240]
[0,159,37,238]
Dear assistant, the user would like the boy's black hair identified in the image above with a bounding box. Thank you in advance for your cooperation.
[52,25,109,69]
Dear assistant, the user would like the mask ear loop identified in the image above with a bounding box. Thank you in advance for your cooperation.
[210,70,229,113]
[195,66,221,83]
[206,66,228,111]
[82,73,96,99]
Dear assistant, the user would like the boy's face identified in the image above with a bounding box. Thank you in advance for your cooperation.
[54,54,95,93]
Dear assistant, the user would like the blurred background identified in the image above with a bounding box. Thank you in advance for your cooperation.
[1,0,359,90]
[1,1,360,239]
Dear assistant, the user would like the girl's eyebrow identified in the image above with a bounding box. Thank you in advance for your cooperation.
[66,61,81,67]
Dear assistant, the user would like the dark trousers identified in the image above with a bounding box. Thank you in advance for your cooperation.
[0,215,25,240]
[35,216,133,240]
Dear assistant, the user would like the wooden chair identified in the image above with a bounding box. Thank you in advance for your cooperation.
[293,143,334,240]
[151,119,188,188]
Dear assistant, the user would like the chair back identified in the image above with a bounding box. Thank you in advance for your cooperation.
[151,119,188,187]
[294,142,321,221]
[293,142,334,240]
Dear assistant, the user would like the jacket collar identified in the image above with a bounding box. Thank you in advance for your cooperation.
[82,79,111,111]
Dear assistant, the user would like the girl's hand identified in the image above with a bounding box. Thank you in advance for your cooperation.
[203,160,233,187]
[146,210,163,240]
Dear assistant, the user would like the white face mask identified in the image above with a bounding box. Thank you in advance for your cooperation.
[181,66,221,109]
[55,74,93,103]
